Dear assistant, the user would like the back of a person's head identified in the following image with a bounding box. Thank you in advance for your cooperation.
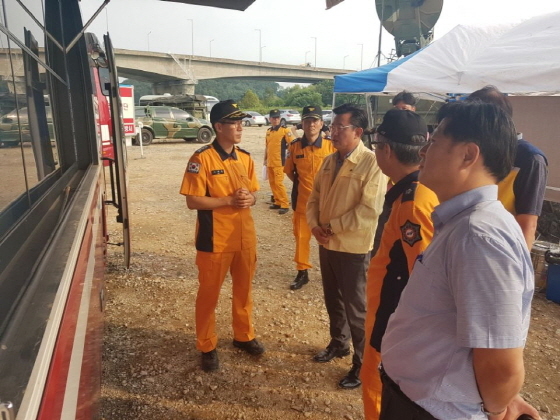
[392,91,416,107]
[436,101,516,182]
[333,103,368,130]
[466,85,513,118]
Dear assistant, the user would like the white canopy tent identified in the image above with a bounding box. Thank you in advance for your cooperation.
[334,10,560,96]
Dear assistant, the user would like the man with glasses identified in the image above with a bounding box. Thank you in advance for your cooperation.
[307,104,386,389]
[361,109,438,419]
[180,100,265,373]
[380,102,540,420]
[284,105,335,290]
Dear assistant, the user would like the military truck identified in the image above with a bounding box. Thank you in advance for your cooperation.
[134,105,214,146]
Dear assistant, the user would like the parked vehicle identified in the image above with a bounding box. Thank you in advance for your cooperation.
[242,111,266,126]
[322,110,333,125]
[134,105,214,146]
[264,109,301,126]
[0,106,55,147]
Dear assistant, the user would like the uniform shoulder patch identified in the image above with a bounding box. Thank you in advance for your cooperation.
[400,219,422,247]
[401,182,418,203]
[195,145,211,154]
[291,138,301,145]
[187,161,201,174]
[236,147,251,155]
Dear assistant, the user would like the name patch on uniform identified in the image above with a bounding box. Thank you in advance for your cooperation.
[211,169,225,175]
[295,154,304,159]
[400,220,422,247]
[188,162,200,173]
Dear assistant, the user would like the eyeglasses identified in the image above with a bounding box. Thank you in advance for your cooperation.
[219,120,243,127]
[330,124,354,132]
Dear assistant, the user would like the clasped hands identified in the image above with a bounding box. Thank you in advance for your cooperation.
[312,225,332,245]
[231,188,255,208]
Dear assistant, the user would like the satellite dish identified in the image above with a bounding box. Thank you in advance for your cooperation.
[375,0,443,57]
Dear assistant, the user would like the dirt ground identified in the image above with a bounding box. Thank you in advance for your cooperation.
[101,126,560,420]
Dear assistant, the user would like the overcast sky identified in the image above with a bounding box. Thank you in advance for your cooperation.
[79,0,560,72]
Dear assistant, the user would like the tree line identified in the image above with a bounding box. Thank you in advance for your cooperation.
[122,78,336,114]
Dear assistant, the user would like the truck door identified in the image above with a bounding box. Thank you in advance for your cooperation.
[170,108,197,139]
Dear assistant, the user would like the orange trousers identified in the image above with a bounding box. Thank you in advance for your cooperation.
[267,166,289,209]
[292,211,312,271]
[362,279,382,420]
[195,247,257,353]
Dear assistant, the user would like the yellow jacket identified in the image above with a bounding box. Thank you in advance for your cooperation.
[307,141,387,254]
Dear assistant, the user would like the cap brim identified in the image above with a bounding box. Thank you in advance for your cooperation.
[303,114,322,119]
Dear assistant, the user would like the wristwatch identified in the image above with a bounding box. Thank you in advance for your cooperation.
[481,403,506,416]
[325,223,334,236]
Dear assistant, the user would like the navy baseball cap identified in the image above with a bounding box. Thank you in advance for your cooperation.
[376,109,428,144]
[210,100,250,124]
[302,105,322,119]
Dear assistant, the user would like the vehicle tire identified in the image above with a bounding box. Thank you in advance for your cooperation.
[265,118,270,125]
[258,124,263,127]
[280,118,286,126]
[141,128,153,146]
[244,120,251,127]
[197,127,212,143]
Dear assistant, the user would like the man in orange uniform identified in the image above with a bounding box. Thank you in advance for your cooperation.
[180,100,265,373]
[265,109,295,215]
[284,105,335,290]
[361,110,438,418]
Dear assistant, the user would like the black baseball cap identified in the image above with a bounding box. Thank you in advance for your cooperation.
[269,109,281,118]
[210,99,250,124]
[376,109,428,144]
[302,105,322,119]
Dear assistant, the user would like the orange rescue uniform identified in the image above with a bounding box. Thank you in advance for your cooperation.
[265,125,294,209]
[362,173,437,420]
[180,141,259,353]
[284,135,335,270]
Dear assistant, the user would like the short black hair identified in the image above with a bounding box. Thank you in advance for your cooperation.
[377,134,426,165]
[392,91,416,106]
[436,101,516,182]
[466,85,513,118]
[332,103,368,130]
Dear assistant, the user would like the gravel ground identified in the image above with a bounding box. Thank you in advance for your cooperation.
[101,126,560,420]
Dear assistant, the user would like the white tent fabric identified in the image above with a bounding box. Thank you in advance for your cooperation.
[335,10,560,95]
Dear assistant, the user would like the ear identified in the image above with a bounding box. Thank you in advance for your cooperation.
[355,127,364,138]
[214,122,223,135]
[461,142,480,169]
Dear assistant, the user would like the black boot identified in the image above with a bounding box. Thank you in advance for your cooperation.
[290,270,309,290]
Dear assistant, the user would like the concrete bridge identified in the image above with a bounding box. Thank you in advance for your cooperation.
[114,49,351,94]
[0,48,350,95]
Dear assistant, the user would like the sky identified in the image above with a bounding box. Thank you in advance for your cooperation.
[78,0,560,72]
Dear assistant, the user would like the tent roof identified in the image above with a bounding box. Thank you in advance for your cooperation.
[334,10,560,96]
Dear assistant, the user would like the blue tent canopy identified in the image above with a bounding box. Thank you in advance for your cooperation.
[333,51,420,94]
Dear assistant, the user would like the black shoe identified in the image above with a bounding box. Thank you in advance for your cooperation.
[201,349,219,372]
[290,270,309,290]
[270,195,275,204]
[278,208,289,215]
[313,346,351,363]
[338,364,362,389]
[233,339,265,355]
[269,204,281,209]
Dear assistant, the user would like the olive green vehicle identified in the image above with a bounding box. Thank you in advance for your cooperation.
[134,105,214,146]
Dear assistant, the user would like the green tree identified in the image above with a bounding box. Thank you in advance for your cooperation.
[285,89,323,108]
[313,79,335,107]
[239,89,261,109]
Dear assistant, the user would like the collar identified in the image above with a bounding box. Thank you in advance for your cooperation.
[212,140,238,161]
[270,125,281,132]
[385,171,419,207]
[301,134,323,148]
[432,185,497,230]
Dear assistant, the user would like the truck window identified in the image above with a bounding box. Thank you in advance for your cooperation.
[154,108,171,118]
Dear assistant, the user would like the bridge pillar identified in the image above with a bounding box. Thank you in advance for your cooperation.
[152,79,198,96]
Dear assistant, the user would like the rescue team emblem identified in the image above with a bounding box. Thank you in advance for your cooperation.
[400,220,422,247]
[188,162,200,173]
